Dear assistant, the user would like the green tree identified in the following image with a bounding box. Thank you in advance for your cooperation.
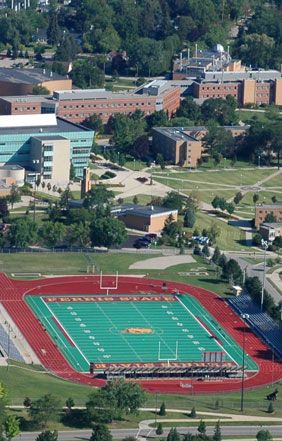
[90,216,127,247]
[253,232,263,246]
[47,8,61,45]
[4,415,20,441]
[176,96,201,122]
[0,198,9,221]
[32,86,50,95]
[253,194,259,205]
[70,161,76,180]
[65,397,75,413]
[234,192,243,205]
[267,402,274,414]
[84,185,114,209]
[8,218,38,247]
[237,33,275,68]
[197,420,206,435]
[55,32,78,62]
[222,259,243,284]
[90,424,112,441]
[147,110,168,129]
[212,246,221,265]
[202,243,210,258]
[36,431,58,441]
[71,60,104,89]
[256,429,273,441]
[23,397,32,408]
[190,406,196,418]
[156,422,163,435]
[29,394,61,428]
[162,191,186,212]
[265,212,277,223]
[159,402,166,416]
[213,420,222,441]
[39,222,66,247]
[110,111,146,151]
[167,428,180,441]
[85,114,104,134]
[68,222,91,247]
[184,208,196,228]
[208,222,221,244]
[132,195,139,205]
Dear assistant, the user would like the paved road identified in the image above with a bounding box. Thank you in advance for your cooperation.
[14,425,282,441]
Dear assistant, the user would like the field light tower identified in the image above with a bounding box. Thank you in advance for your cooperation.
[261,239,269,311]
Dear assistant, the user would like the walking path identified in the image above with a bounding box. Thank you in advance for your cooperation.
[129,255,195,270]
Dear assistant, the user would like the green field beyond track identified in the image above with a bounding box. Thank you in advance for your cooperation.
[26,294,258,372]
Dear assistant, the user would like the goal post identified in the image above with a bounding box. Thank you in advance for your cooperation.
[158,341,178,366]
[99,271,119,295]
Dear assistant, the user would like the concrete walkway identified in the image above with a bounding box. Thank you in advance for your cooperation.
[129,255,195,270]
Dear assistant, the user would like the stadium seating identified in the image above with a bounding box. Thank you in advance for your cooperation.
[0,323,23,361]
[228,294,282,358]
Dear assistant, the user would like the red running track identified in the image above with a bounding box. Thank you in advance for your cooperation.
[0,273,281,394]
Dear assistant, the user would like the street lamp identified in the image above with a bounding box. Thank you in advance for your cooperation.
[261,239,269,311]
[240,313,249,412]
[32,160,40,222]
[258,155,261,168]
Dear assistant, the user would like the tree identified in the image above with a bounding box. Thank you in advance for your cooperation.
[156,422,163,435]
[234,192,243,205]
[222,259,243,284]
[190,407,196,418]
[147,110,168,129]
[201,98,238,126]
[90,216,127,248]
[32,86,50,95]
[68,222,91,248]
[184,208,196,228]
[47,8,61,45]
[226,202,235,217]
[237,33,275,68]
[4,415,20,441]
[202,244,210,258]
[55,32,78,62]
[101,378,146,417]
[59,187,73,209]
[40,222,66,247]
[23,397,32,408]
[0,198,9,222]
[156,153,165,170]
[253,193,259,205]
[8,218,38,248]
[162,191,186,212]
[133,195,139,205]
[265,212,277,223]
[197,420,206,435]
[65,397,75,414]
[47,182,52,192]
[167,428,180,441]
[85,114,104,134]
[267,402,274,414]
[36,431,58,441]
[90,424,112,441]
[208,222,220,244]
[253,232,263,246]
[84,185,114,209]
[163,215,182,240]
[256,429,273,441]
[29,394,61,428]
[110,111,146,152]
[212,246,221,265]
[70,162,76,181]
[213,420,222,441]
[159,402,166,416]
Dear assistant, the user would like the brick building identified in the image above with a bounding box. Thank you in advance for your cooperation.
[53,80,181,124]
[255,204,282,228]
[152,125,247,167]
[0,67,72,96]
[112,204,178,233]
[260,223,282,241]
[0,95,56,116]
[192,71,282,106]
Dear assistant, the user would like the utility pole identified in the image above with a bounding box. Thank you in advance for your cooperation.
[261,239,268,311]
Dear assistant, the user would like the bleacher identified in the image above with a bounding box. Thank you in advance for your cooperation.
[0,323,24,362]
[228,294,282,358]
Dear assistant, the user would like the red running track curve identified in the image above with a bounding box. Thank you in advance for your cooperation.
[0,273,281,394]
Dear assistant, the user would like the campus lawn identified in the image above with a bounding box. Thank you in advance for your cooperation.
[153,168,275,187]
[263,174,282,188]
[184,211,247,252]
[236,109,282,124]
[124,194,153,205]
[124,159,147,171]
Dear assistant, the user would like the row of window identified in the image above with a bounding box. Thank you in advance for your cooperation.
[62,102,153,109]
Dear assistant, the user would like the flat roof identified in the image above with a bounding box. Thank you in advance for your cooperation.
[32,135,69,141]
[0,67,68,84]
[113,203,178,218]
[0,114,57,128]
[202,70,282,83]
[0,95,52,103]
[153,125,248,141]
[53,89,137,101]
[261,222,282,228]
[0,117,92,135]
[0,164,24,170]
[256,204,282,209]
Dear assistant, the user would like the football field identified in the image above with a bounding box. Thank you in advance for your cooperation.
[26,294,258,372]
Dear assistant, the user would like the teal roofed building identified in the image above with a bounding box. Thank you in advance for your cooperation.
[0,114,94,186]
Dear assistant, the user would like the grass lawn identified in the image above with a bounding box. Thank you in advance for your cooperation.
[153,169,275,187]
[124,159,147,171]
[123,194,153,205]
[264,174,282,188]
[236,109,282,124]
[186,211,247,252]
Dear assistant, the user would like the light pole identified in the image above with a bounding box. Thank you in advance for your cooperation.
[240,313,249,412]
[32,159,40,223]
[261,239,269,311]
[258,155,261,168]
